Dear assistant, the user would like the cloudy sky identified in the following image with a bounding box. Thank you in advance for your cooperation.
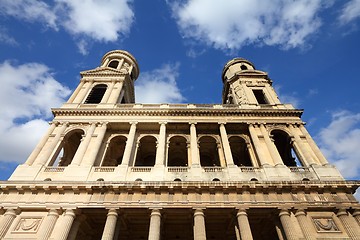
[0,0,360,187]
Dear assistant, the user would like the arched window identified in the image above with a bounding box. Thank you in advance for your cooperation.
[102,136,127,166]
[229,136,252,166]
[84,84,107,104]
[51,130,84,166]
[134,136,157,166]
[108,60,119,69]
[272,130,302,167]
[168,136,188,166]
[199,136,220,167]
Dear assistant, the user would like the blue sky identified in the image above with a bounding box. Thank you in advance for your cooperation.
[0,0,360,184]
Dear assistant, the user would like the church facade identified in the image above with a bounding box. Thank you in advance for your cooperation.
[0,50,359,239]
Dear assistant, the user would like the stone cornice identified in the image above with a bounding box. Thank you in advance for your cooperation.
[80,67,128,77]
[0,180,358,194]
[52,106,303,118]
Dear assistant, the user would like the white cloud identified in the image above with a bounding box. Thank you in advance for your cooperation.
[0,0,134,54]
[170,0,327,51]
[55,0,134,42]
[338,0,360,24]
[0,61,70,163]
[317,111,360,179]
[0,0,57,29]
[135,63,185,103]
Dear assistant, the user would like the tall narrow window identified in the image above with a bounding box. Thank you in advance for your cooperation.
[253,89,268,104]
[272,130,302,167]
[199,136,220,166]
[134,136,157,166]
[229,136,252,166]
[84,84,107,104]
[168,136,188,166]
[102,136,127,166]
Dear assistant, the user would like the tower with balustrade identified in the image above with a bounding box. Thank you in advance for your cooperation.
[1,50,359,239]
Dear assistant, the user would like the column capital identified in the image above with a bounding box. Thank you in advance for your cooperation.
[193,208,205,216]
[107,208,119,217]
[336,208,348,217]
[159,121,167,125]
[352,209,360,217]
[294,208,306,217]
[129,121,138,126]
[4,208,17,216]
[279,209,290,217]
[150,208,162,217]
[236,208,248,216]
[189,121,197,125]
[218,121,226,125]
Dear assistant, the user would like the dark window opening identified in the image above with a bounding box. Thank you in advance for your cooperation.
[241,65,248,70]
[253,89,268,104]
[108,60,119,69]
[199,136,220,167]
[102,136,127,166]
[168,136,188,166]
[84,84,107,104]
[51,130,84,166]
[229,136,252,166]
[272,130,302,167]
[135,136,156,166]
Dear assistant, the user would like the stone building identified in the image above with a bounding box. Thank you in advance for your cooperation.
[0,50,359,239]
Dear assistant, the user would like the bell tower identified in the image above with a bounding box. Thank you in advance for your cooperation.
[222,58,283,107]
[65,50,139,107]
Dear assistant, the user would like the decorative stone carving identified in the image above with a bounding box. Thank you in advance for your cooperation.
[233,85,249,104]
[13,217,42,233]
[312,218,340,232]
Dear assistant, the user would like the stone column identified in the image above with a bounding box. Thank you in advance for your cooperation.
[337,209,360,239]
[82,122,108,166]
[25,122,57,165]
[217,143,226,167]
[155,122,167,166]
[108,81,124,104]
[71,123,97,166]
[193,209,206,240]
[102,209,118,240]
[74,80,93,103]
[148,209,161,240]
[236,209,253,240]
[67,81,85,103]
[288,125,316,166]
[294,209,315,240]
[259,124,283,166]
[298,124,328,165]
[68,215,86,240]
[34,122,68,166]
[190,122,200,167]
[101,81,115,103]
[0,208,17,238]
[121,122,137,166]
[38,209,59,240]
[219,123,235,166]
[279,209,297,240]
[54,209,76,240]
[248,124,268,166]
[352,210,360,225]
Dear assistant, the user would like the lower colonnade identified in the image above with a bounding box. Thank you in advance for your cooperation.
[1,207,360,240]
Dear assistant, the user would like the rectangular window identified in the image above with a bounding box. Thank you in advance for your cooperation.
[252,89,268,104]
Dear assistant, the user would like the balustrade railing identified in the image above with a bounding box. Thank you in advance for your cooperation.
[239,166,261,172]
[94,167,115,172]
[131,167,152,172]
[44,167,65,172]
[167,167,189,172]
[289,167,310,172]
[203,167,223,172]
